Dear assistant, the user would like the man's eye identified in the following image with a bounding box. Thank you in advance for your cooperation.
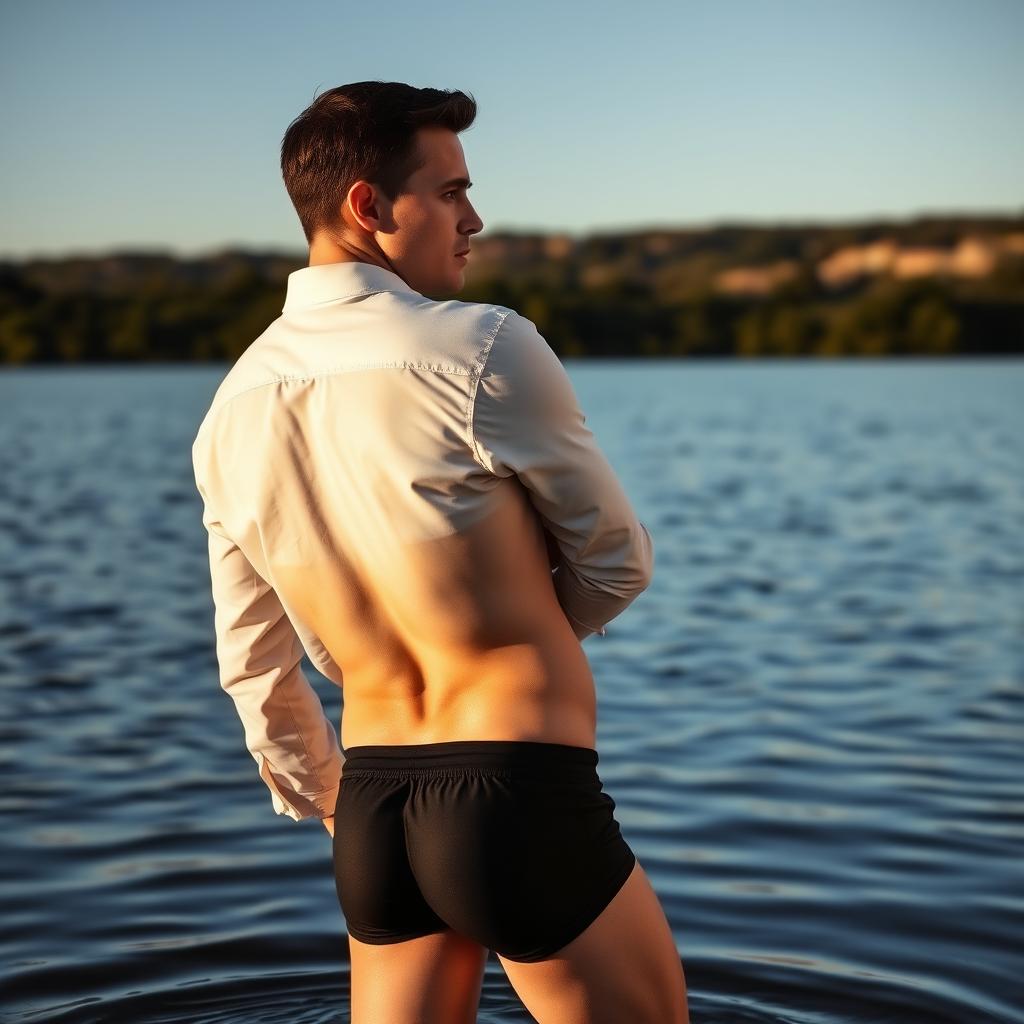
[443,191,458,200]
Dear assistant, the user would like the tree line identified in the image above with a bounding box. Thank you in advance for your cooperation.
[1,215,1021,364]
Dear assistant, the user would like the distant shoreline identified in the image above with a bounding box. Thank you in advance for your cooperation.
[2,215,1022,364]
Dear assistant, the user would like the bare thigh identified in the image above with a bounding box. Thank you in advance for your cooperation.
[496,858,690,1024]
[348,927,488,1024]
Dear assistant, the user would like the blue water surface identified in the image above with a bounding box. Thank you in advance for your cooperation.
[1,358,1021,1023]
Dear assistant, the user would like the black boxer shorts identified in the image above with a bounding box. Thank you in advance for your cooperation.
[331,739,637,963]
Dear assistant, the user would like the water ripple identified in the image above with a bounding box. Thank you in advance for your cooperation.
[1,360,1022,1022]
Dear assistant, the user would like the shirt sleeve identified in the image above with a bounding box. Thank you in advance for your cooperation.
[200,498,345,822]
[469,310,655,640]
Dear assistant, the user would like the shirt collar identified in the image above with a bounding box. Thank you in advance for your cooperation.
[282,261,419,311]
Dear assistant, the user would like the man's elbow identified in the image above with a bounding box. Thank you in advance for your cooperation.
[588,520,655,597]
[641,520,655,574]
[624,521,655,594]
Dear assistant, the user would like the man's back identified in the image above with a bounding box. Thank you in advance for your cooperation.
[192,260,653,821]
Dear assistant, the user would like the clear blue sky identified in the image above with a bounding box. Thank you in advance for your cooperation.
[2,0,1021,259]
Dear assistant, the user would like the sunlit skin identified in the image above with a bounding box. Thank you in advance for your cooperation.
[304,125,606,845]
[308,124,483,297]
[300,124,690,1023]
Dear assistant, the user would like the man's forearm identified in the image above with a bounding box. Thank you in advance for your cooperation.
[545,528,589,635]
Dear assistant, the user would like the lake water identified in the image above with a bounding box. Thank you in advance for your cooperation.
[1,359,1021,1023]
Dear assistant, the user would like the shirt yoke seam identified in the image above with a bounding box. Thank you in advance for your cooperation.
[199,309,515,447]
[283,285,390,307]
[201,360,478,426]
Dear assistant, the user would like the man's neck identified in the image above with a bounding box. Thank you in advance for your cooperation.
[308,235,387,270]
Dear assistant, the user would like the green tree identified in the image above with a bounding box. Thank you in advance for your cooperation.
[672,302,714,355]
[735,305,769,357]
[906,295,960,354]
[766,304,813,356]
[109,302,150,359]
[522,292,554,334]
[0,309,38,363]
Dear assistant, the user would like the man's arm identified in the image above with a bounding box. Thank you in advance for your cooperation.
[200,499,344,822]
[470,310,654,640]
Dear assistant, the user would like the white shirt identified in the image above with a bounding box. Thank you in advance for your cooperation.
[191,261,654,821]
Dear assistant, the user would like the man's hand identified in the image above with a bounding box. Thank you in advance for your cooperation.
[322,814,335,838]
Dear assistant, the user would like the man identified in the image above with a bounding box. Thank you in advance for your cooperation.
[192,81,689,1023]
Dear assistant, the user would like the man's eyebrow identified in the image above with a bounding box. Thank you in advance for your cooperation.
[438,176,473,190]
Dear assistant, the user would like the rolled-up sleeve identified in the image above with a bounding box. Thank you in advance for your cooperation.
[469,310,654,640]
[200,499,345,822]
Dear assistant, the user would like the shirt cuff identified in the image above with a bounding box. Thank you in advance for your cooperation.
[256,752,342,822]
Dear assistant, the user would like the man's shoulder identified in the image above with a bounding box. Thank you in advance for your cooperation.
[403,292,518,344]
[381,297,556,388]
[191,298,528,450]
[380,292,526,371]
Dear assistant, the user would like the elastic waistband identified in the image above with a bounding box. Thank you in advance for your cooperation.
[341,739,599,775]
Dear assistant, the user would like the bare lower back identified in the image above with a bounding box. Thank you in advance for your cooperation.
[271,475,599,750]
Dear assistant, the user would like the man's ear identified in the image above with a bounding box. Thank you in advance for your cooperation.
[345,180,382,233]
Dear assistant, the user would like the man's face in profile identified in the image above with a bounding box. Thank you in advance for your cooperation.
[381,125,484,296]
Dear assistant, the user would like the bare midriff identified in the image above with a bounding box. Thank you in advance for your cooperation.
[271,476,598,752]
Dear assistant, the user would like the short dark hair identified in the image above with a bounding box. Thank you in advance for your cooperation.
[280,80,477,245]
